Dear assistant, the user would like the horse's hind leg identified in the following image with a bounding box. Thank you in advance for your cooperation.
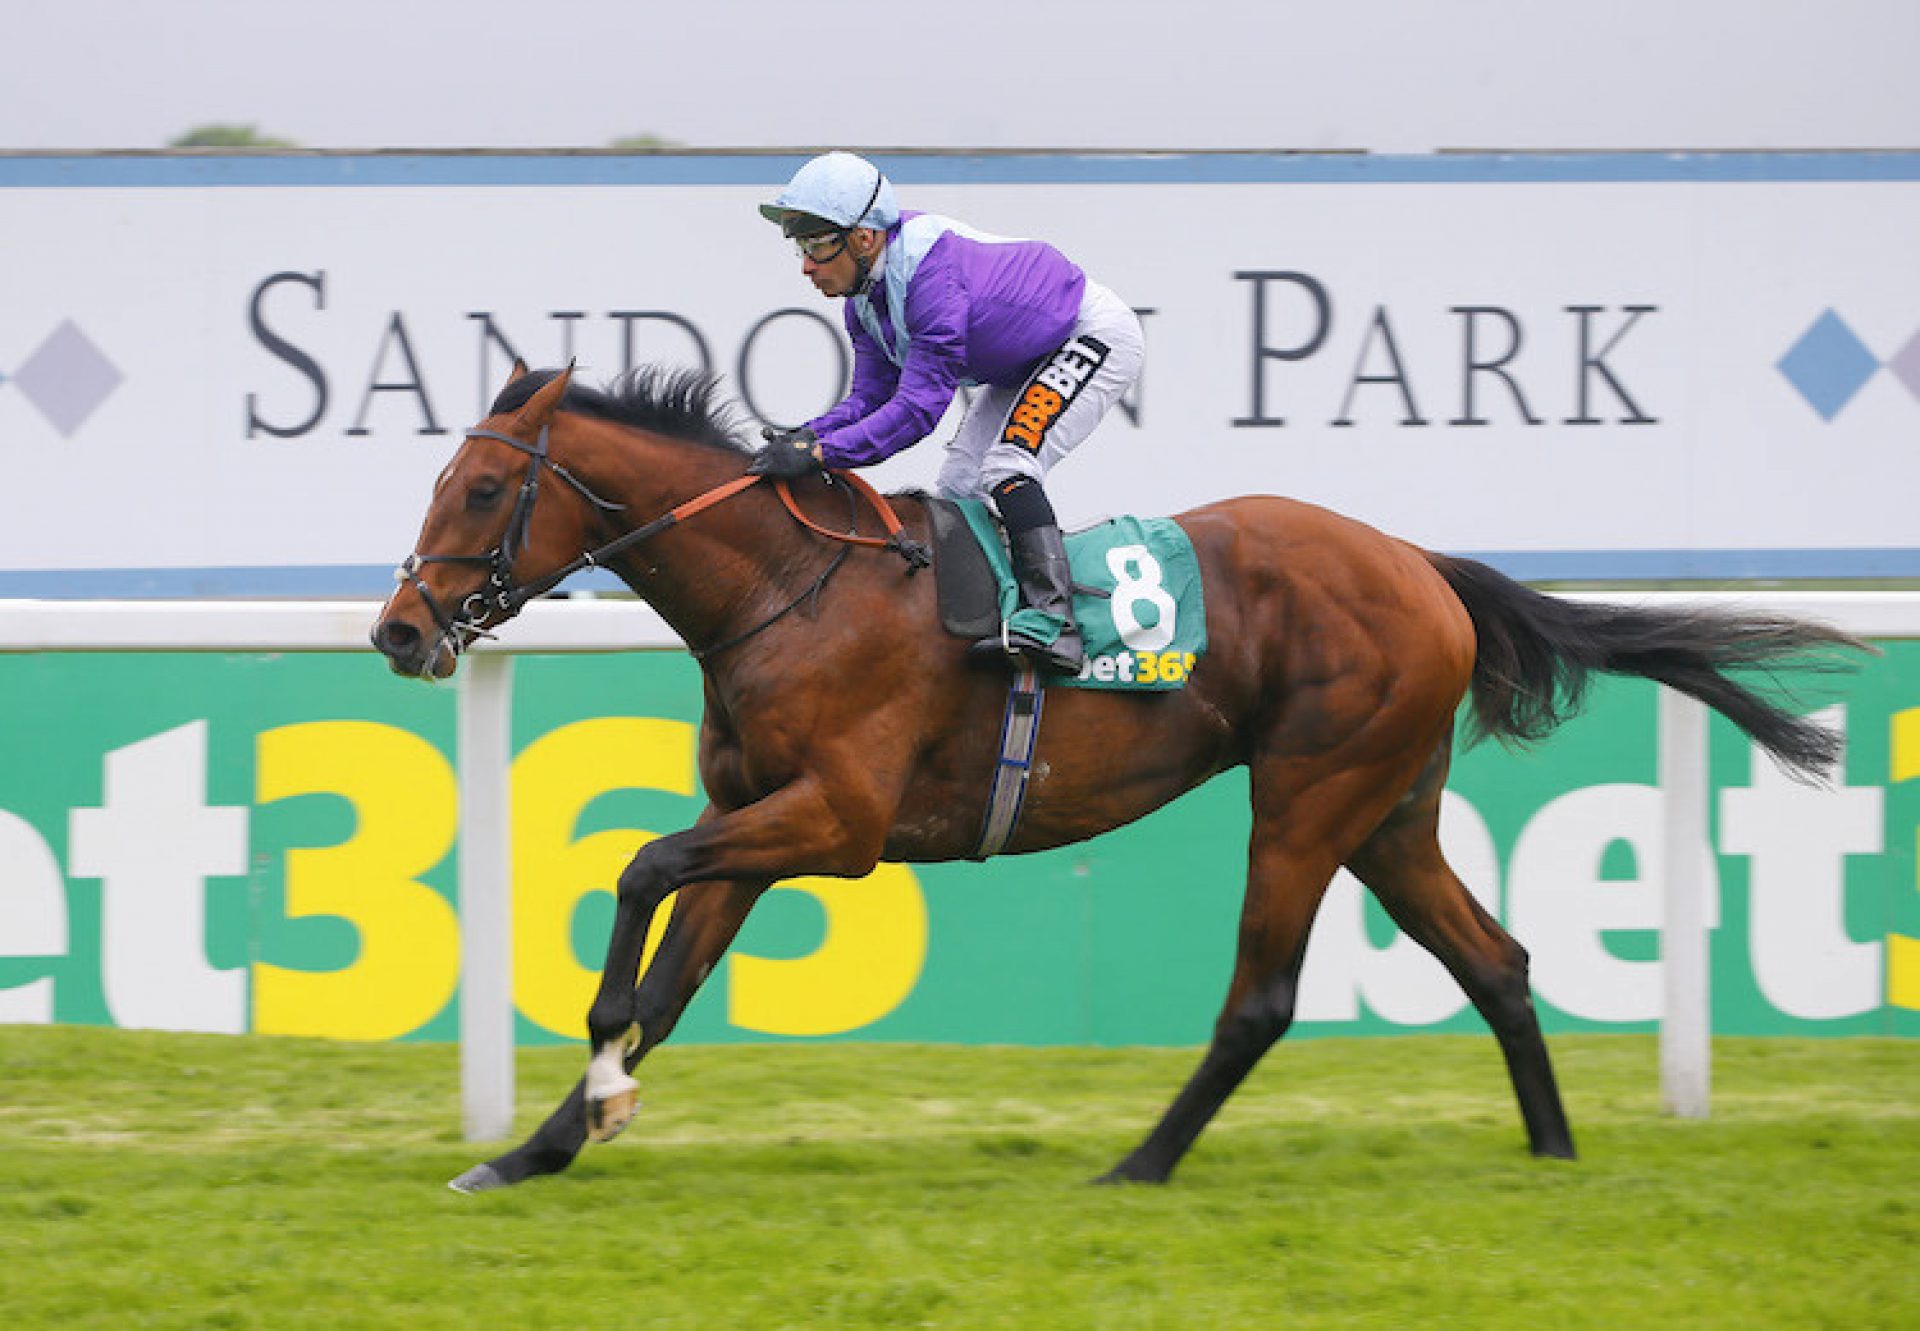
[1100,742,1431,1185]
[1099,830,1336,1184]
[1344,740,1576,1160]
[448,878,765,1193]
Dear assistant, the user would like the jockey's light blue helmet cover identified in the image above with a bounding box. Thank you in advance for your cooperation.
[758,152,899,234]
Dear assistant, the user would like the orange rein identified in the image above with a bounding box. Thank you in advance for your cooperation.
[623,469,925,563]
[512,466,929,614]
[772,471,929,568]
[669,470,929,661]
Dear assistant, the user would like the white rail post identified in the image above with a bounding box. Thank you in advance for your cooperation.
[457,652,516,1141]
[1659,687,1711,1118]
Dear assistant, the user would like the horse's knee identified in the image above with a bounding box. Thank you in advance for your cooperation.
[615,851,672,910]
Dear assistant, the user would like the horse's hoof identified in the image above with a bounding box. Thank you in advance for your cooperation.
[448,1162,506,1194]
[585,1077,641,1144]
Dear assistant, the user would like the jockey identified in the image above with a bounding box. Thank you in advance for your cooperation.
[752,151,1145,677]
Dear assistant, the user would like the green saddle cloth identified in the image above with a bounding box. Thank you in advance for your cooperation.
[956,500,1208,691]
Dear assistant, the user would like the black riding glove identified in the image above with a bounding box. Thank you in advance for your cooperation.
[748,427,825,478]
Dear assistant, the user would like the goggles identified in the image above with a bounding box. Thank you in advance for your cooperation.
[793,230,851,263]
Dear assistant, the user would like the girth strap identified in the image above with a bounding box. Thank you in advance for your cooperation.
[972,665,1045,859]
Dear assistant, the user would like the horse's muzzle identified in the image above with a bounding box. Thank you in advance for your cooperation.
[370,617,452,679]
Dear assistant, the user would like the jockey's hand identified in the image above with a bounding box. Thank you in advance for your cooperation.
[749,428,825,478]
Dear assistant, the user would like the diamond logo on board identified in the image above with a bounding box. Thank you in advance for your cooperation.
[10,321,125,437]
[1776,310,1882,421]
[1887,329,1920,406]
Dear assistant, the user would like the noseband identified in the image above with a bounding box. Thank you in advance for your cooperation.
[395,423,930,664]
[395,424,630,656]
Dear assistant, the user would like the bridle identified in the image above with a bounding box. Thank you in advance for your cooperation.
[394,424,630,658]
[395,422,928,665]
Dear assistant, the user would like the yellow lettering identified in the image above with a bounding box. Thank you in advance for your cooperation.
[511,718,695,1039]
[253,722,460,1040]
[1889,709,1920,1011]
[729,863,928,1036]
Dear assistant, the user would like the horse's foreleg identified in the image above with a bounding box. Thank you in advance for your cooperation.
[629,878,769,1060]
[590,873,775,1140]
[449,878,766,1192]
[579,804,738,1140]
[581,860,658,1142]
[583,775,884,1143]
[582,836,756,1141]
[449,1076,591,1194]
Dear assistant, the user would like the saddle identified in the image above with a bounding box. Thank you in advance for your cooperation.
[927,496,1005,642]
[926,496,1207,692]
[925,494,1208,857]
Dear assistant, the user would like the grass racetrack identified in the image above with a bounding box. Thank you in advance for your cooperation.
[0,1028,1912,1329]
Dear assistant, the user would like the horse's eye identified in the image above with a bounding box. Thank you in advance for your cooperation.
[466,482,504,512]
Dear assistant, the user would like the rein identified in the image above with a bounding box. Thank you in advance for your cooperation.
[397,424,930,663]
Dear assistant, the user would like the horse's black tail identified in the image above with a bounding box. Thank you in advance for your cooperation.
[1429,555,1868,783]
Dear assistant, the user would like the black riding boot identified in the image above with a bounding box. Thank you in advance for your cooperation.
[971,523,1085,676]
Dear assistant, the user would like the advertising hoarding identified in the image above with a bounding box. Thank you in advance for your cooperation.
[2,645,1914,1044]
[3,153,1918,593]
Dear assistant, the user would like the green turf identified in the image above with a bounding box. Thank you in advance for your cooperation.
[0,1028,1912,1329]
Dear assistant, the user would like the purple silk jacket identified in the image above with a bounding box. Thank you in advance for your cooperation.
[806,210,1087,467]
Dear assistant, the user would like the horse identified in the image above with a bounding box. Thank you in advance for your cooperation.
[371,362,1857,1193]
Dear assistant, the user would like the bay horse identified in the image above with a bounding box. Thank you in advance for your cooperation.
[371,363,1855,1194]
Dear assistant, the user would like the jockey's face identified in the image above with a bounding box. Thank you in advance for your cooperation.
[801,226,883,298]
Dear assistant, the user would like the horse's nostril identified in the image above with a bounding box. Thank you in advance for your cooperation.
[373,619,421,656]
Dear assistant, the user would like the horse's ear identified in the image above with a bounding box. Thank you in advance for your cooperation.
[513,362,573,435]
[506,358,530,385]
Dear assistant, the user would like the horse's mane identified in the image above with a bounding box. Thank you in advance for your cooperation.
[491,367,751,456]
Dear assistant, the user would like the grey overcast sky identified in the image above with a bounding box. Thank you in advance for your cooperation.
[2,1,1914,153]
